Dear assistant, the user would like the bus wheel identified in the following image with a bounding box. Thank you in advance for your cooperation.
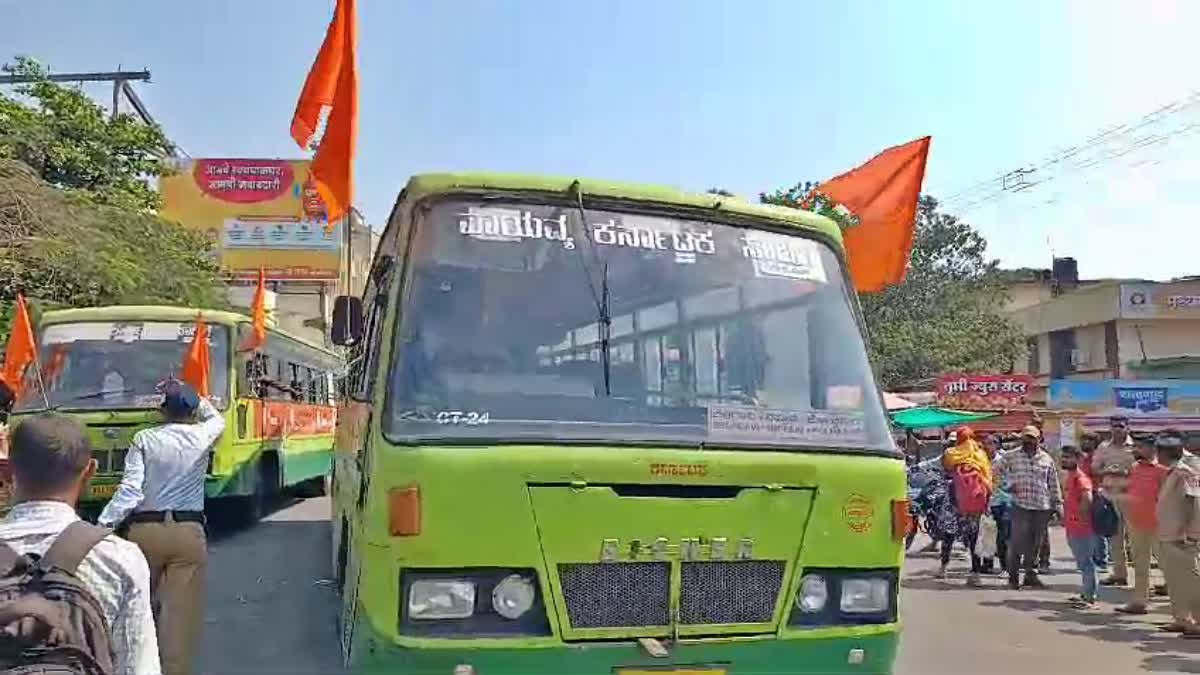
[335,524,348,593]
[295,475,328,498]
[238,455,278,526]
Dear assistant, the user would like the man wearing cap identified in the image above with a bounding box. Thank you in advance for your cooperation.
[98,381,226,675]
[1156,429,1200,637]
[993,425,1063,589]
[1094,415,1136,587]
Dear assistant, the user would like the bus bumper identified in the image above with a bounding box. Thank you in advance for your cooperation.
[350,624,899,675]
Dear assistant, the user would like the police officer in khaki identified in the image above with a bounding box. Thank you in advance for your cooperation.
[1155,430,1200,638]
[99,381,226,674]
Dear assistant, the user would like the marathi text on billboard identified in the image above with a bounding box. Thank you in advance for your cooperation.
[936,373,1034,410]
[1121,282,1200,319]
[159,158,340,281]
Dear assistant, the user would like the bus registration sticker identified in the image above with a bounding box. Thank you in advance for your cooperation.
[706,405,866,446]
[843,494,875,534]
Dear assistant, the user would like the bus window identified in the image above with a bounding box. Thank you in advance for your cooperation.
[382,200,890,451]
[14,321,231,412]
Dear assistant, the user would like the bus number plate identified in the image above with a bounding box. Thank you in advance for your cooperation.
[88,484,118,500]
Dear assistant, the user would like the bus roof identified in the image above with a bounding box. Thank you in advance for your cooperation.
[37,305,338,355]
[400,173,844,246]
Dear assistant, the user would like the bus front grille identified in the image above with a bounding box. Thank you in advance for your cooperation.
[92,449,127,474]
[679,560,785,625]
[558,562,669,628]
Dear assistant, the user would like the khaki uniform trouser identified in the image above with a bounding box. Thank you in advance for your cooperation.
[126,520,207,675]
[1159,539,1200,623]
[1127,527,1159,606]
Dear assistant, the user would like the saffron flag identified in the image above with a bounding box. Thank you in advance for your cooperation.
[240,268,268,352]
[180,315,211,398]
[2,295,37,396]
[291,0,358,226]
[817,136,931,292]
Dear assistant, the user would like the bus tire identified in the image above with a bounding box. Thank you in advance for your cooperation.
[295,475,329,498]
[335,523,348,594]
[237,454,279,526]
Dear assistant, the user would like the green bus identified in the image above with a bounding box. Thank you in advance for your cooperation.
[330,174,906,674]
[11,305,341,521]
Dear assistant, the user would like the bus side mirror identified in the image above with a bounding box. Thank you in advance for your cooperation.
[332,296,364,346]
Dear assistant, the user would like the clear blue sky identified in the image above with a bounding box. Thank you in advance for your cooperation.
[6,0,1199,280]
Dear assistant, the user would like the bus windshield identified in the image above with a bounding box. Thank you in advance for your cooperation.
[385,199,892,452]
[14,321,230,412]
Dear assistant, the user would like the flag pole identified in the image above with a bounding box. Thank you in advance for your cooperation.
[10,294,50,410]
[31,349,50,410]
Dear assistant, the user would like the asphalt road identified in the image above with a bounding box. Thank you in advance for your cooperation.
[198,497,1200,674]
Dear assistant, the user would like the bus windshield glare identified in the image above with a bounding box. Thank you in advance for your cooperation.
[385,200,891,451]
[14,321,231,412]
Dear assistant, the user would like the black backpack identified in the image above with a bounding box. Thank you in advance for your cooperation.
[1091,492,1120,539]
[0,522,116,675]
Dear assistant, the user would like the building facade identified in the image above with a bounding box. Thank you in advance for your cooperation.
[1008,274,1200,385]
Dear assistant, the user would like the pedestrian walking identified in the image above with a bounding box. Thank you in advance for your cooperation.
[0,413,161,674]
[980,435,1010,573]
[1079,431,1109,569]
[1114,436,1169,615]
[1095,416,1136,587]
[98,381,226,675]
[938,426,993,586]
[1154,430,1200,637]
[1031,415,1053,574]
[993,425,1063,589]
[1060,446,1099,608]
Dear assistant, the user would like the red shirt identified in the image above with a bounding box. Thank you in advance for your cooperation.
[1125,460,1170,532]
[1081,452,1096,480]
[1063,469,1094,538]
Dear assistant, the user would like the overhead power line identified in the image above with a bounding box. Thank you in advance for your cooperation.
[0,68,186,158]
[941,90,1200,215]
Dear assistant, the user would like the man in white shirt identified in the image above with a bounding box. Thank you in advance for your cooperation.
[99,381,226,675]
[0,412,161,674]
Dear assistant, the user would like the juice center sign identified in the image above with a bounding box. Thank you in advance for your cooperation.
[936,373,1034,410]
[160,158,339,281]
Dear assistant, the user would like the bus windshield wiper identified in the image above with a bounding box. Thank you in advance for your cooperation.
[599,262,612,397]
[51,388,135,409]
[569,182,612,398]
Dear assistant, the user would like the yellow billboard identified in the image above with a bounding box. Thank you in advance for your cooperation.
[159,158,342,281]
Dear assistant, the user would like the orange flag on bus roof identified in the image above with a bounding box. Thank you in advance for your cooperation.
[239,268,268,353]
[291,0,358,226]
[816,136,931,292]
[180,315,211,398]
[2,294,37,396]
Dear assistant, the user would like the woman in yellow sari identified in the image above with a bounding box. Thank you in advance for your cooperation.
[938,426,993,585]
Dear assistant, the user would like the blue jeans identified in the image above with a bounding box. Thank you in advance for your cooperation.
[1093,533,1110,567]
[1067,535,1099,601]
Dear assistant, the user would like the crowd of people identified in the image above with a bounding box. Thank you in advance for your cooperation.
[0,381,221,674]
[919,416,1200,638]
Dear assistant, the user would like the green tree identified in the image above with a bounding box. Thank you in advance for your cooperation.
[0,57,224,342]
[762,183,1026,390]
[0,56,174,211]
[0,159,227,339]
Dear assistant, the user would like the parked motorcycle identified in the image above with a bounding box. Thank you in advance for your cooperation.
[906,457,949,551]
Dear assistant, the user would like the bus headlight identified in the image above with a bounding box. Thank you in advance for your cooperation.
[408,580,476,620]
[840,577,890,614]
[491,574,536,619]
[796,574,829,613]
